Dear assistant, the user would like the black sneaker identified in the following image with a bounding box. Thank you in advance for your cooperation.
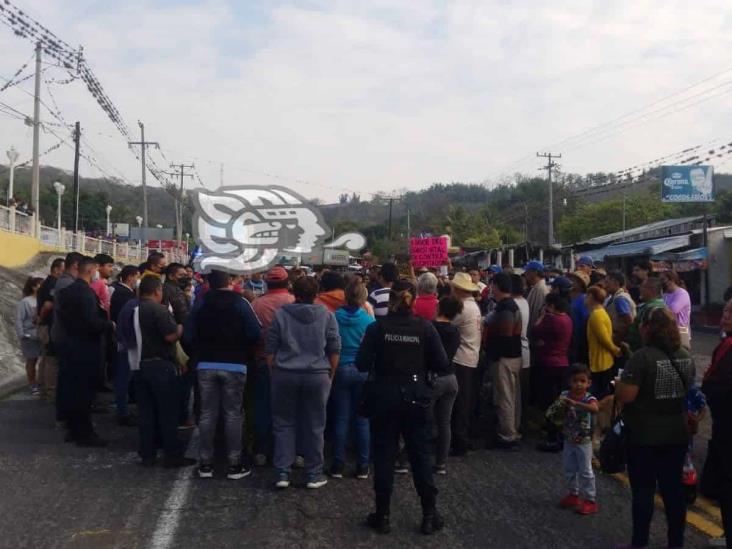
[227,463,251,480]
[355,464,369,480]
[433,464,447,475]
[75,436,108,448]
[90,403,109,414]
[394,464,409,474]
[198,463,214,478]
[421,511,445,535]
[164,456,196,469]
[117,415,138,427]
[367,513,391,534]
[329,463,344,479]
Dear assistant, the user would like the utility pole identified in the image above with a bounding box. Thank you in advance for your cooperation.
[30,42,42,235]
[128,122,159,244]
[169,163,194,244]
[388,197,394,240]
[622,186,627,239]
[537,152,561,248]
[72,122,81,232]
[381,194,403,260]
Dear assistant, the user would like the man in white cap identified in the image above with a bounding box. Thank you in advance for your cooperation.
[449,272,482,456]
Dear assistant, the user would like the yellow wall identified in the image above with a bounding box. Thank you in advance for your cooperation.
[0,231,41,267]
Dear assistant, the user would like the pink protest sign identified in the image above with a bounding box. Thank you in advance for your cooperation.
[410,237,448,268]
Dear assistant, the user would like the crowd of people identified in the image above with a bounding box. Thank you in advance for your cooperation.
[13,251,732,544]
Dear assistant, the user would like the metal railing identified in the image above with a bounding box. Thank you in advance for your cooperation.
[0,204,188,265]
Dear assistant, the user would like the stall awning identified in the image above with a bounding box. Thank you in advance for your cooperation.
[651,247,708,261]
[584,234,690,261]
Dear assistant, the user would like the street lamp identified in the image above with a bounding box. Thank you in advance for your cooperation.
[105,204,112,236]
[52,181,65,239]
[6,146,19,206]
[135,215,143,257]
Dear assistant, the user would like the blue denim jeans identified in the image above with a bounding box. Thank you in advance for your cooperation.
[113,349,131,417]
[331,363,370,467]
[562,440,596,500]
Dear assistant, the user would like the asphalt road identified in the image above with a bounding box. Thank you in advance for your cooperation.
[0,388,717,549]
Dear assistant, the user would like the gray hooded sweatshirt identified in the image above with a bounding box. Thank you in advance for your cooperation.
[266,303,341,373]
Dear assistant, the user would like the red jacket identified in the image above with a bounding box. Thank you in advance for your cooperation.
[413,294,438,321]
[532,311,572,368]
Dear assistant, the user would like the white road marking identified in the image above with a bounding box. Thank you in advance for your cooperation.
[149,428,198,549]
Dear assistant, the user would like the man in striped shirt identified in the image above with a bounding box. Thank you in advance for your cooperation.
[368,262,398,318]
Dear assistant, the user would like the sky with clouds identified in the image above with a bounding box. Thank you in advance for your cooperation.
[1,0,732,204]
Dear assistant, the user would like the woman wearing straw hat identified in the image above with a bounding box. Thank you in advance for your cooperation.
[449,271,482,456]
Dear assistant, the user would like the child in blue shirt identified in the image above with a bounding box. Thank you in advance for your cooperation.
[546,364,599,515]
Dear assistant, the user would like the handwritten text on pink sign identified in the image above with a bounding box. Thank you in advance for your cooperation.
[410,237,448,267]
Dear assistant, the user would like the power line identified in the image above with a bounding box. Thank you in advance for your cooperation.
[492,64,732,177]
[0,52,34,91]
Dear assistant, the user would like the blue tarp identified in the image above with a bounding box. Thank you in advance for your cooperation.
[585,234,691,261]
[651,247,708,261]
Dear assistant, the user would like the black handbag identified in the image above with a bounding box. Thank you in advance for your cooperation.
[599,399,627,474]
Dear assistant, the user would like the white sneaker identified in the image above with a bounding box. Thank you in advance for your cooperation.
[306,474,328,489]
[198,464,214,479]
[275,472,290,489]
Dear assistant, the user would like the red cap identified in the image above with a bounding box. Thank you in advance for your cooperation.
[264,266,288,282]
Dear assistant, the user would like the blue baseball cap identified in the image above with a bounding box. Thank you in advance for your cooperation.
[524,261,544,273]
[577,256,594,268]
[487,265,502,273]
[551,276,572,291]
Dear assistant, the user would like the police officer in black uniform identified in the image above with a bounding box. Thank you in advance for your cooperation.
[356,280,449,535]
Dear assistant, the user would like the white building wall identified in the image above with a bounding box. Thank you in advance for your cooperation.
[707,230,732,303]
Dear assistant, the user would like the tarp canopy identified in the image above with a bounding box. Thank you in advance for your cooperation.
[651,247,708,261]
[579,216,703,247]
[584,234,690,261]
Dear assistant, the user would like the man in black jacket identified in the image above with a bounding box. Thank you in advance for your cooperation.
[36,257,65,401]
[183,270,261,479]
[162,263,190,324]
[163,262,194,427]
[110,265,140,425]
[56,256,113,446]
